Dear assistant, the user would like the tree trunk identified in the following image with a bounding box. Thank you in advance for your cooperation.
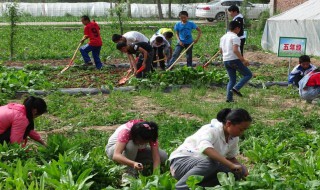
[270,0,277,16]
[126,0,131,18]
[156,0,163,20]
[168,0,172,19]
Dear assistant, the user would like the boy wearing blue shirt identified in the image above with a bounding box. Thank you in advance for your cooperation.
[167,11,202,68]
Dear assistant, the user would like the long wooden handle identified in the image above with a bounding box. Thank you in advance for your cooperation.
[203,50,220,68]
[166,42,195,71]
[153,57,167,63]
[70,42,83,63]
[60,37,85,74]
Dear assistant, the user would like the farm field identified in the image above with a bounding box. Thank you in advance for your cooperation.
[1,19,320,190]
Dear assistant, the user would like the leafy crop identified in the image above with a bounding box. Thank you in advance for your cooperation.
[0,66,53,99]
[129,66,228,89]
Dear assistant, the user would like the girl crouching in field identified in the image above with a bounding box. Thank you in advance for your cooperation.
[105,120,168,180]
[169,108,251,190]
[0,96,47,146]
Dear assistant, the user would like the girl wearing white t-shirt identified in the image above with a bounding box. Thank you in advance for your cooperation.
[169,108,252,190]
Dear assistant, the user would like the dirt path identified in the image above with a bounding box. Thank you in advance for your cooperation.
[38,125,119,137]
[131,95,203,121]
[245,51,320,66]
[6,51,320,67]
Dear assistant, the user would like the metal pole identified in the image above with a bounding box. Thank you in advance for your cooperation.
[288,57,292,76]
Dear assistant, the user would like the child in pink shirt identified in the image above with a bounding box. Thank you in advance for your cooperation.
[105,120,167,178]
[0,96,47,146]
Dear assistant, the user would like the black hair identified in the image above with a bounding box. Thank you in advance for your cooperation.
[229,21,241,31]
[131,121,158,144]
[81,15,90,21]
[112,34,122,43]
[163,31,174,39]
[179,11,188,17]
[299,55,311,63]
[155,36,164,43]
[116,42,127,50]
[23,96,47,139]
[217,108,252,125]
[228,5,240,13]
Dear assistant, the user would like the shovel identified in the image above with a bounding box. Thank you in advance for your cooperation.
[166,42,195,71]
[118,74,135,86]
[118,57,139,86]
[60,37,85,74]
[203,50,221,68]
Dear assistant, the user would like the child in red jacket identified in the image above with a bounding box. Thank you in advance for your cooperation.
[80,15,103,69]
[0,96,47,146]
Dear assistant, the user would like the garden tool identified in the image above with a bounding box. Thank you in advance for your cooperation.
[153,56,167,63]
[166,42,195,71]
[118,57,139,85]
[203,50,221,68]
[60,36,85,74]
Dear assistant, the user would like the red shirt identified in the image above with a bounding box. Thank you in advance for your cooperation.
[306,72,320,87]
[84,22,102,47]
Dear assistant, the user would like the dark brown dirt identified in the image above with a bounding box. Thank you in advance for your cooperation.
[245,51,320,66]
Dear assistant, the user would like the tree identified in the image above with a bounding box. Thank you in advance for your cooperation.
[168,0,172,19]
[156,0,163,19]
[126,0,131,18]
[5,2,20,60]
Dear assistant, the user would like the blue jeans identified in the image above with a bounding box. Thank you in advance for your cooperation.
[224,59,252,101]
[80,44,102,69]
[168,43,193,67]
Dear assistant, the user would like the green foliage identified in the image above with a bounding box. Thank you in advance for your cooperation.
[38,134,80,161]
[120,171,177,190]
[5,2,20,60]
[253,10,270,31]
[0,142,30,162]
[186,175,204,190]
[129,66,228,89]
[0,66,53,98]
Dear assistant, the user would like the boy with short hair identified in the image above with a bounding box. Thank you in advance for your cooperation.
[79,15,103,69]
[112,31,149,45]
[167,11,202,68]
[150,34,172,70]
[156,28,174,44]
[228,5,245,56]
[220,21,252,103]
[116,42,153,78]
[156,28,174,63]
[288,55,317,87]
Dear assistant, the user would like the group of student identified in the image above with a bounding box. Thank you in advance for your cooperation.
[80,6,254,103]
[0,95,252,189]
[79,11,201,76]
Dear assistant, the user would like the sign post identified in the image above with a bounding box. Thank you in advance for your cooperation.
[278,37,307,75]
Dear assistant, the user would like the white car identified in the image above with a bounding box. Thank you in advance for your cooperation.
[196,0,270,22]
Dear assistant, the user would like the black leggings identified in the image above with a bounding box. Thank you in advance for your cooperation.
[0,128,11,144]
[240,38,246,56]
